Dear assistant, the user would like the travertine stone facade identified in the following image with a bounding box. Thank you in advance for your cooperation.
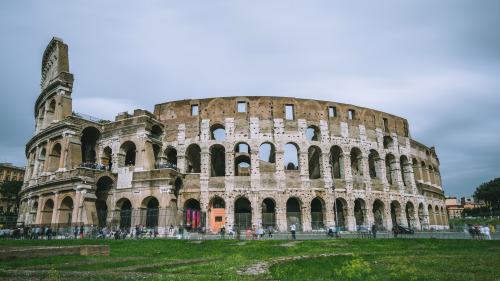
[18,38,449,234]
[0,163,25,214]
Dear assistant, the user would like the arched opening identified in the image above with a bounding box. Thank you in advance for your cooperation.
[234,197,252,230]
[185,144,201,173]
[284,143,299,170]
[368,150,379,178]
[435,206,442,226]
[421,161,429,182]
[152,144,161,168]
[412,158,421,181]
[310,197,325,230]
[400,156,410,186]
[41,199,54,225]
[330,146,343,179]
[354,198,366,227]
[163,147,178,169]
[428,205,435,226]
[286,197,302,231]
[428,165,435,185]
[210,145,225,177]
[210,124,226,141]
[81,127,101,164]
[308,146,322,179]
[30,201,38,225]
[261,198,276,229]
[235,143,251,176]
[102,146,113,171]
[391,201,402,226]
[405,202,415,229]
[150,125,163,139]
[120,141,137,167]
[45,99,56,124]
[48,143,61,172]
[373,199,385,229]
[58,197,73,225]
[142,197,159,229]
[418,203,425,229]
[383,136,394,149]
[96,176,113,227]
[184,199,202,231]
[209,197,226,233]
[334,198,347,229]
[259,142,276,172]
[117,199,132,229]
[350,147,363,177]
[306,125,320,141]
[385,153,396,185]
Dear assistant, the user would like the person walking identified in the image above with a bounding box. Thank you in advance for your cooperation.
[372,224,377,239]
[220,225,226,240]
[290,223,296,240]
[483,225,491,240]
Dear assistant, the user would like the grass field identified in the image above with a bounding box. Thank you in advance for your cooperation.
[0,238,499,281]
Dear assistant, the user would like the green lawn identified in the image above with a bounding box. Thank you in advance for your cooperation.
[0,238,499,281]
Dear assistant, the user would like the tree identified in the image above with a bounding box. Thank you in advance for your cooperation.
[473,178,500,209]
[0,180,23,213]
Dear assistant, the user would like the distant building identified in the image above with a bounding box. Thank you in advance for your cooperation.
[445,197,463,219]
[0,163,25,218]
[460,197,487,209]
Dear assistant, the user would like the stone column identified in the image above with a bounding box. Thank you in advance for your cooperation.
[302,202,312,232]
[51,192,60,226]
[342,151,353,193]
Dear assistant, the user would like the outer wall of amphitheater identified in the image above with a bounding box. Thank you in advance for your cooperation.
[18,38,449,235]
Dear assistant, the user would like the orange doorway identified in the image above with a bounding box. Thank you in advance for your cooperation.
[210,208,225,233]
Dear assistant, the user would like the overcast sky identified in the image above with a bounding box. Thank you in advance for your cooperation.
[1,1,499,197]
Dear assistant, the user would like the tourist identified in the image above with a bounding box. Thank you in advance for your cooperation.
[267,226,273,238]
[372,224,377,239]
[328,226,335,238]
[220,225,226,239]
[245,228,251,240]
[483,225,491,240]
[392,225,399,238]
[290,223,296,240]
[74,226,78,239]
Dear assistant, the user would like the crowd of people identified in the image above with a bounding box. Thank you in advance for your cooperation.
[79,162,107,170]
[465,224,494,240]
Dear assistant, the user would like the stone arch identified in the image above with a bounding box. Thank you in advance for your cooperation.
[385,153,397,185]
[286,197,302,231]
[435,205,442,225]
[96,176,113,227]
[334,197,348,229]
[354,198,367,227]
[101,146,113,171]
[428,165,435,185]
[235,142,251,176]
[350,147,363,176]
[209,196,226,233]
[185,144,201,173]
[262,198,276,229]
[58,196,73,225]
[284,143,300,171]
[234,197,252,230]
[383,136,394,150]
[150,124,163,139]
[421,161,429,182]
[259,142,276,172]
[330,146,344,179]
[210,123,226,141]
[306,125,321,141]
[427,204,435,226]
[412,158,421,181]
[120,141,137,167]
[116,198,133,229]
[405,201,415,228]
[48,143,62,172]
[310,197,325,230]
[390,200,402,226]
[163,146,178,169]
[308,146,322,179]
[41,199,54,225]
[368,149,380,178]
[81,126,101,163]
[372,199,385,229]
[210,144,225,177]
[184,198,202,230]
[141,196,160,229]
[400,155,411,187]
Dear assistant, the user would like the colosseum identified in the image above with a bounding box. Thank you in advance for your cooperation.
[18,37,449,235]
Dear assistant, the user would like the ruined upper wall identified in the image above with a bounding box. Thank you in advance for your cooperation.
[154,96,410,140]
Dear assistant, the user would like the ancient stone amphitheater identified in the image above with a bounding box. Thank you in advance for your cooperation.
[18,38,448,235]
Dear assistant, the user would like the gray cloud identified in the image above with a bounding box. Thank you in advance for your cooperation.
[1,0,499,197]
